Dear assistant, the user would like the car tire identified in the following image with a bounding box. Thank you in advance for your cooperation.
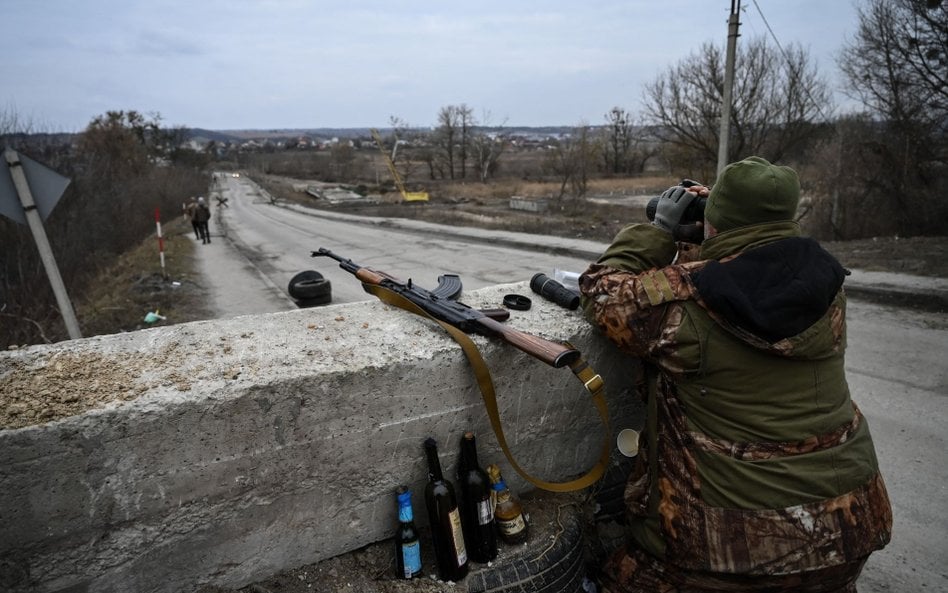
[294,293,332,308]
[467,501,587,593]
[289,271,331,301]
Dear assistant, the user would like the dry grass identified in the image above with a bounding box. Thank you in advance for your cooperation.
[427,176,676,202]
[74,217,212,338]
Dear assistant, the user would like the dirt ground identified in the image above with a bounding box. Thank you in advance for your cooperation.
[196,490,606,593]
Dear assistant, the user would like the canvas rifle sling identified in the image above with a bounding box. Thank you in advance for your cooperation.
[364,283,611,492]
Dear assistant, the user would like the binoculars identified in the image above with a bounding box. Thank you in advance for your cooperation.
[645,179,707,225]
[530,273,580,310]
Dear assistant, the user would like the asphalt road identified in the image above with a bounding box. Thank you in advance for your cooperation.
[198,173,948,593]
[207,173,593,308]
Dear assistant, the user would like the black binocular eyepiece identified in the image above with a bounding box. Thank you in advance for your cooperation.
[530,273,580,310]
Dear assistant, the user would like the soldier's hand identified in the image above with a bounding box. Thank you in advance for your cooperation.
[652,186,698,234]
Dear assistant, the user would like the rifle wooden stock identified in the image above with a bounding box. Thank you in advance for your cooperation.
[355,268,390,285]
[476,316,580,368]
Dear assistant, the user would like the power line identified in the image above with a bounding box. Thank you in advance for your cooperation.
[749,0,833,122]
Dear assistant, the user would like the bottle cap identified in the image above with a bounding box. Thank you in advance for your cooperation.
[502,294,532,310]
[396,486,412,505]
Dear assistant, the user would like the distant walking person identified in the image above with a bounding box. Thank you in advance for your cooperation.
[185,197,200,240]
[194,197,211,244]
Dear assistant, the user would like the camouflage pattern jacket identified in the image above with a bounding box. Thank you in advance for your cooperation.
[580,221,891,576]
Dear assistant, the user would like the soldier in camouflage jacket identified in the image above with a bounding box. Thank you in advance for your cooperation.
[580,157,891,592]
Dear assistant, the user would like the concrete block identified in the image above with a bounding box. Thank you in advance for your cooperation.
[0,282,642,592]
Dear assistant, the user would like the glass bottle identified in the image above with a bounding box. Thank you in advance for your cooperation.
[486,464,529,544]
[456,432,498,563]
[423,437,469,581]
[393,485,423,579]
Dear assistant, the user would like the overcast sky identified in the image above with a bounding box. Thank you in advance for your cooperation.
[3,0,862,132]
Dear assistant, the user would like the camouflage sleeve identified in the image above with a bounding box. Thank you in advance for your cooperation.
[579,224,678,358]
[594,223,678,271]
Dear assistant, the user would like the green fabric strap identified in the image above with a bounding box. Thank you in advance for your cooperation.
[365,282,612,492]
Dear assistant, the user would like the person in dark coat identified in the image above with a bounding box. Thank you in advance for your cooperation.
[580,156,891,593]
[184,197,200,240]
[194,197,211,244]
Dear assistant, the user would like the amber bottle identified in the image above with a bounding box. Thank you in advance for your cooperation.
[486,464,529,544]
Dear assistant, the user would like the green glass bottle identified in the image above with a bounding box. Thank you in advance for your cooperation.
[457,432,497,562]
[423,437,469,582]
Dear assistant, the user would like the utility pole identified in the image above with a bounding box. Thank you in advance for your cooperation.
[716,0,741,177]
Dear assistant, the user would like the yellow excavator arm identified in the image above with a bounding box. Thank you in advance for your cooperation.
[370,128,428,202]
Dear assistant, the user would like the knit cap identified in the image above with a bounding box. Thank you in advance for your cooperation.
[705,156,800,232]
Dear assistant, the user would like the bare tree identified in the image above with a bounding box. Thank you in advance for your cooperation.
[458,104,474,179]
[329,141,356,180]
[470,111,509,183]
[434,106,461,179]
[602,107,633,174]
[840,0,947,135]
[834,0,947,237]
[546,123,598,203]
[643,37,832,170]
[601,107,657,174]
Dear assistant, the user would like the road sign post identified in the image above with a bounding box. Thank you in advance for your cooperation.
[2,148,82,340]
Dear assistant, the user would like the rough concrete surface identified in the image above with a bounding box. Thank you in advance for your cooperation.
[0,283,641,593]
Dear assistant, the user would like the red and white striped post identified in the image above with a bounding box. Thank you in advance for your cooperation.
[155,207,167,279]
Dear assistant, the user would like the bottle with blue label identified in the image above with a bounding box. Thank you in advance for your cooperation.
[394,485,423,579]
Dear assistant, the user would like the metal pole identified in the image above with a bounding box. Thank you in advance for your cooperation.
[3,148,82,340]
[155,207,167,280]
[716,0,741,177]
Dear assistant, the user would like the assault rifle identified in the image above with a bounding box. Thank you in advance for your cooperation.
[313,247,611,493]
[312,248,581,368]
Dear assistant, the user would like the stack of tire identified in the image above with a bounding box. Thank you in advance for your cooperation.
[467,502,588,593]
[288,270,332,308]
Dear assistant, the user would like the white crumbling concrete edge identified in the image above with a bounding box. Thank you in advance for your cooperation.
[0,282,642,593]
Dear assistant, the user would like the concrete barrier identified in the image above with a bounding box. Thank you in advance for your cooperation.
[0,282,642,593]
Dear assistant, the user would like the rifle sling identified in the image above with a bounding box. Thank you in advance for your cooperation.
[364,283,611,492]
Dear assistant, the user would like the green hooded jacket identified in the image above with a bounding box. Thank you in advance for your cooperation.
[580,221,891,575]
